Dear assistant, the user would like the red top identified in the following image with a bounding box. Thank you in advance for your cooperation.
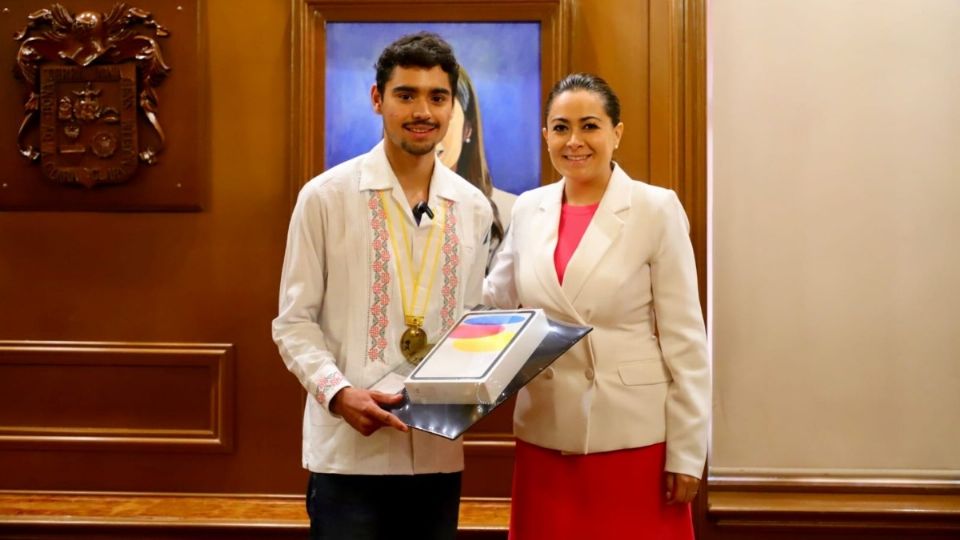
[553,202,600,284]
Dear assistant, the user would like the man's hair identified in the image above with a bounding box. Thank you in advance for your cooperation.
[374,32,459,95]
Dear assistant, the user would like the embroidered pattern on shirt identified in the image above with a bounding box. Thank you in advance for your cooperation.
[314,372,344,404]
[439,200,460,330]
[367,193,391,363]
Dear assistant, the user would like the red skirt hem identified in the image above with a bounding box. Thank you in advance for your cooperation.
[508,440,694,540]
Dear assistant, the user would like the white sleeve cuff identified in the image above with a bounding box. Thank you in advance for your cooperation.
[311,371,351,413]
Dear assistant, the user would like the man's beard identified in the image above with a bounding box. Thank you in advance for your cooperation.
[400,139,437,156]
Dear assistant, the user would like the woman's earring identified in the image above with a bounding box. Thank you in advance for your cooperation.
[465,137,472,143]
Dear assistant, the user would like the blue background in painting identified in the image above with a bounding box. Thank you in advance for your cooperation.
[325,22,541,195]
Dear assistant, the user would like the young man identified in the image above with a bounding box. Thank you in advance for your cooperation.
[272,33,492,540]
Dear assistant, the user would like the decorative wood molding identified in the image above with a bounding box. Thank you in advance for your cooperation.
[709,491,960,532]
[648,0,707,309]
[464,433,514,452]
[683,0,708,309]
[648,0,683,194]
[0,341,234,452]
[0,491,509,533]
[710,471,960,494]
[707,472,960,532]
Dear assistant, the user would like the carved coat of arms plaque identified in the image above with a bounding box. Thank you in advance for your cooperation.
[39,64,138,187]
[14,3,171,189]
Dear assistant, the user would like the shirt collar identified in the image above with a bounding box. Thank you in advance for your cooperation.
[358,140,461,203]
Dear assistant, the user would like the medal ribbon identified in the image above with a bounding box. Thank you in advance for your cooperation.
[378,190,446,329]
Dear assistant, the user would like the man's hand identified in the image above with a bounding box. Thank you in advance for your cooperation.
[329,387,408,436]
[665,472,700,504]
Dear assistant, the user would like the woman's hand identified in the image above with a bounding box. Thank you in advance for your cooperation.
[665,472,700,504]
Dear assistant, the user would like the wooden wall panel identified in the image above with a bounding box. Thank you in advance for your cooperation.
[0,341,233,452]
[462,436,515,498]
[0,0,305,495]
[569,0,650,182]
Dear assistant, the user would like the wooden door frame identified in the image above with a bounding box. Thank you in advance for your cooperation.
[649,4,710,531]
[649,0,707,314]
[666,0,709,533]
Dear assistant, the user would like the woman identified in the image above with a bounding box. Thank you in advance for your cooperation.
[484,73,709,539]
[437,66,515,263]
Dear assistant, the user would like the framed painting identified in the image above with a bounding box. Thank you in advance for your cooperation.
[291,0,569,212]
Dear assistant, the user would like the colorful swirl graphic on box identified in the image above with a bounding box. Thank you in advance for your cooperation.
[448,313,528,353]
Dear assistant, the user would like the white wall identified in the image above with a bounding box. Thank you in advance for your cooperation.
[710,0,960,476]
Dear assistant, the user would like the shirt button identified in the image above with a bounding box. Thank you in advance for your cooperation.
[542,367,555,380]
[585,368,595,381]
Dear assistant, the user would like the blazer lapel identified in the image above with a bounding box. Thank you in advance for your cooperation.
[560,165,632,305]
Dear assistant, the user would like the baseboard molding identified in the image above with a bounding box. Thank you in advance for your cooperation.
[709,470,960,493]
[706,472,960,533]
[0,491,510,538]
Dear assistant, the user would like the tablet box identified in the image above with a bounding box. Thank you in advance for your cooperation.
[404,309,550,404]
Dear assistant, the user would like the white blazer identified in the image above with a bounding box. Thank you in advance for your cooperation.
[484,165,710,478]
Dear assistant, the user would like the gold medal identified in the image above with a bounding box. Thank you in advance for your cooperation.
[379,191,446,366]
[400,325,428,364]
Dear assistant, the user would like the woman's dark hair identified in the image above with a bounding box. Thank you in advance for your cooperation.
[452,68,490,196]
[544,72,621,125]
[374,32,459,95]
[452,67,505,250]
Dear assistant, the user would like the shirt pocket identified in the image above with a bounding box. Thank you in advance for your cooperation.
[617,358,673,386]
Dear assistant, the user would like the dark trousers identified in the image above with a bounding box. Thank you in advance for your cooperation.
[306,471,462,540]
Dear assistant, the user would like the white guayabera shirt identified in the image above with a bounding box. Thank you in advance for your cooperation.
[273,141,492,475]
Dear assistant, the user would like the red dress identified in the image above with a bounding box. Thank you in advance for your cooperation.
[509,202,695,540]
